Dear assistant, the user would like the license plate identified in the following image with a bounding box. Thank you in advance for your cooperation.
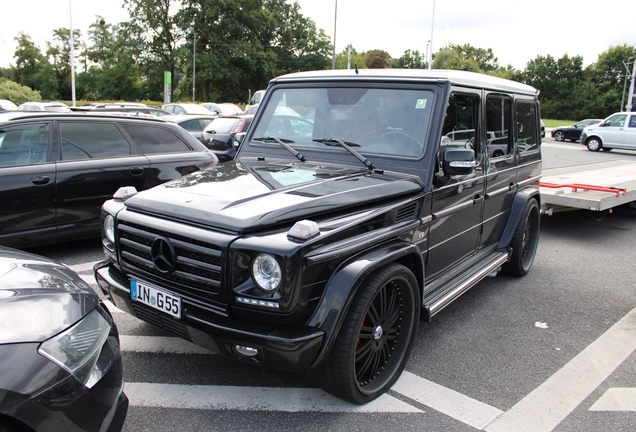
[131,279,181,319]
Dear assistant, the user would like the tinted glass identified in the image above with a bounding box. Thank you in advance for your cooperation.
[180,119,203,131]
[0,122,50,166]
[60,122,132,160]
[206,118,241,134]
[516,101,539,155]
[122,124,191,154]
[486,95,512,157]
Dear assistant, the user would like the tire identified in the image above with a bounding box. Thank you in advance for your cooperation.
[586,137,602,152]
[492,150,504,157]
[310,263,420,404]
[504,199,540,277]
[0,418,20,432]
[553,131,565,141]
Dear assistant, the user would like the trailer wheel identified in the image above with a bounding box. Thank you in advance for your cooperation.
[586,137,602,152]
[504,199,540,276]
[309,263,420,404]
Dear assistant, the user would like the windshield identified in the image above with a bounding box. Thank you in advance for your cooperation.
[249,87,433,158]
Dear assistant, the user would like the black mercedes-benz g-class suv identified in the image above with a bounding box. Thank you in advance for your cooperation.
[95,69,542,404]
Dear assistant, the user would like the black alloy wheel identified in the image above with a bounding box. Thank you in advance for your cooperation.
[310,263,420,404]
[504,198,540,276]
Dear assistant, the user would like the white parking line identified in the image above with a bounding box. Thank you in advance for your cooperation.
[392,371,503,429]
[125,382,423,413]
[485,307,636,432]
[590,388,636,411]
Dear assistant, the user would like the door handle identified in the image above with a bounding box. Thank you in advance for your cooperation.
[31,176,50,185]
[129,167,145,176]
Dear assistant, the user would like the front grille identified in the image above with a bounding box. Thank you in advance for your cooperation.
[132,302,192,341]
[117,219,226,308]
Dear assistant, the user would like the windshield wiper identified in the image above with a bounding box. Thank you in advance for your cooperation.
[253,136,305,162]
[313,138,375,171]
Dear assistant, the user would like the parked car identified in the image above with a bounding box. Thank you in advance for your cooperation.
[201,114,255,162]
[245,90,265,111]
[73,105,171,117]
[17,101,71,112]
[200,103,243,116]
[0,100,17,111]
[0,246,127,432]
[580,112,636,152]
[161,103,215,115]
[163,114,215,145]
[96,69,542,405]
[540,120,545,138]
[0,112,218,248]
[551,119,602,142]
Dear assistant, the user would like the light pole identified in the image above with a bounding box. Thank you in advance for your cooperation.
[425,40,430,68]
[192,28,196,102]
[332,0,337,70]
[428,0,436,70]
[69,0,76,106]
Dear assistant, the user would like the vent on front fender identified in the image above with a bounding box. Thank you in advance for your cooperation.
[396,202,418,223]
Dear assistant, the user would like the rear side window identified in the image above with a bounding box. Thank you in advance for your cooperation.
[60,122,132,160]
[206,117,241,134]
[122,124,191,154]
[515,101,539,155]
[0,122,50,166]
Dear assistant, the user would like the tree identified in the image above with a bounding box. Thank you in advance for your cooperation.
[335,46,366,69]
[392,49,426,69]
[12,32,46,89]
[365,50,391,68]
[445,44,499,71]
[0,78,41,104]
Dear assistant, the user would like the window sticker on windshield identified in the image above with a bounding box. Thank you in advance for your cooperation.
[415,99,427,109]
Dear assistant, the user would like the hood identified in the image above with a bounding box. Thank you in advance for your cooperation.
[0,247,99,344]
[123,159,423,233]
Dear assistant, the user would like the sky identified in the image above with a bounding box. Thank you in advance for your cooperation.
[2,0,635,71]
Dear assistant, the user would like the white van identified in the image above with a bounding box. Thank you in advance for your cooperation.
[245,90,265,111]
[581,112,636,151]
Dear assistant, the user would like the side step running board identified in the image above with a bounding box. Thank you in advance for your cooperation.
[424,251,509,320]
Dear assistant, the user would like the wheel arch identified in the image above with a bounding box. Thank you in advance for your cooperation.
[497,187,541,250]
[306,240,423,368]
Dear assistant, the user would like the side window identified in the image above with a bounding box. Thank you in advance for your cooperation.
[606,114,627,127]
[0,122,50,167]
[179,119,201,132]
[198,118,213,129]
[486,95,511,158]
[60,122,132,161]
[515,101,539,155]
[174,106,185,115]
[122,124,191,154]
[629,116,636,128]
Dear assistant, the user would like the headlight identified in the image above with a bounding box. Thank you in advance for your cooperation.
[38,308,112,388]
[104,214,115,243]
[252,254,282,292]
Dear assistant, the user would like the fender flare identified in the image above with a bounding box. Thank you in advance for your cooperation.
[497,186,541,250]
[306,240,423,368]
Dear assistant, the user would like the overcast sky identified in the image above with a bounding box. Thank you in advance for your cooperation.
[2,0,635,71]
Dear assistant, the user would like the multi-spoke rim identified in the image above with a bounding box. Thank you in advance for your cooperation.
[355,281,404,390]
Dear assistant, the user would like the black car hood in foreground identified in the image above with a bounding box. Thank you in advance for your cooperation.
[123,159,423,233]
[0,247,98,344]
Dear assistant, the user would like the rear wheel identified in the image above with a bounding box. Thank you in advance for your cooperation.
[310,263,420,404]
[586,137,602,151]
[504,199,540,276]
[553,131,565,141]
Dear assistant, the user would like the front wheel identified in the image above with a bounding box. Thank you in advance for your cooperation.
[553,131,565,141]
[586,137,602,152]
[504,199,540,276]
[310,263,420,404]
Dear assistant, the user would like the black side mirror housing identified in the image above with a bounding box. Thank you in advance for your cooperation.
[443,148,476,176]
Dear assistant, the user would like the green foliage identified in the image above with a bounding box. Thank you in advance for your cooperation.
[0,78,41,104]
[392,50,426,69]
[365,50,391,68]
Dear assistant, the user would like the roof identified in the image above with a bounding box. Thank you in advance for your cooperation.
[270,69,538,96]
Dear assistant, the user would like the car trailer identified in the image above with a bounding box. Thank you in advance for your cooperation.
[539,160,636,214]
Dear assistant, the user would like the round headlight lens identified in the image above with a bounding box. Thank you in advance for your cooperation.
[104,215,115,243]
[252,254,282,292]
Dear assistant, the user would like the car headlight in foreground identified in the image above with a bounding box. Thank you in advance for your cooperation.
[39,308,113,388]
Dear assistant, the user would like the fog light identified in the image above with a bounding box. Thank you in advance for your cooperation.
[234,345,258,357]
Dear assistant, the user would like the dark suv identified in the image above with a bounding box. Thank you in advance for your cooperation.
[0,112,218,248]
[95,70,542,404]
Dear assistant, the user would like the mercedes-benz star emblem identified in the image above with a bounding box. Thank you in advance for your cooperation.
[151,237,176,273]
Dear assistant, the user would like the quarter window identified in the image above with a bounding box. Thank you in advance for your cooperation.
[60,122,132,160]
[515,101,539,155]
[122,124,191,154]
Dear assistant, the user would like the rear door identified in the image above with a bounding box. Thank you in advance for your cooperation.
[0,121,57,246]
[55,120,150,238]
[625,114,636,148]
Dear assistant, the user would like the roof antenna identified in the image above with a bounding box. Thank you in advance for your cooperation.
[355,64,359,75]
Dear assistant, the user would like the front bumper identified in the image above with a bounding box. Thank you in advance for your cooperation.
[94,261,324,372]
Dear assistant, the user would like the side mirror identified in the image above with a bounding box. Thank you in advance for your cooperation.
[443,148,475,176]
